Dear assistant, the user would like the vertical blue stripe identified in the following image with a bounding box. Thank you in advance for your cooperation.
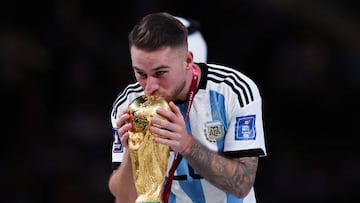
[209,90,227,152]
[226,193,243,203]
[209,91,244,203]
[172,103,206,202]
[169,192,175,203]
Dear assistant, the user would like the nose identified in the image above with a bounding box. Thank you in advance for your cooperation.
[144,77,159,94]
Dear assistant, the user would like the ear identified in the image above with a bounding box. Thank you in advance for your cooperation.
[185,51,194,69]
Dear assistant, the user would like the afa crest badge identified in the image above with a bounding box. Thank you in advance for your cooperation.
[204,120,225,142]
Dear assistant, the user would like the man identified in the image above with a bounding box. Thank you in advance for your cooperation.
[109,12,267,203]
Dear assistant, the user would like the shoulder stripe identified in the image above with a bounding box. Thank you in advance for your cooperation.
[208,76,245,107]
[111,82,143,117]
[207,65,254,107]
[113,82,141,105]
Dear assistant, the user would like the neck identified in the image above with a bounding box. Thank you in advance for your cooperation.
[177,64,200,102]
[193,64,201,87]
[175,64,201,103]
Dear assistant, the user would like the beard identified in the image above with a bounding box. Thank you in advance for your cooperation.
[161,79,187,102]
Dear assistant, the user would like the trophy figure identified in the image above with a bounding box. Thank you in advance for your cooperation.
[128,95,171,203]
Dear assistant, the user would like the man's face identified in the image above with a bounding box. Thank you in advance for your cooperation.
[130,45,191,101]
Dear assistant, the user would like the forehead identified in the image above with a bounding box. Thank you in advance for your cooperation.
[130,46,185,71]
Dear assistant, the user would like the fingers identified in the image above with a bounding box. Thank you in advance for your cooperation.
[155,101,183,122]
[152,125,191,153]
[169,101,183,117]
[152,102,184,134]
[116,109,130,126]
[151,102,190,152]
[116,109,132,148]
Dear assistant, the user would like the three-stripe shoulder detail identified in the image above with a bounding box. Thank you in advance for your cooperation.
[111,82,143,117]
[207,65,255,108]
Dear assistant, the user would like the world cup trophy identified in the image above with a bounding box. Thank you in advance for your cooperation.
[128,95,171,203]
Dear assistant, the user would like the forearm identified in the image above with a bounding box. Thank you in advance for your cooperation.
[108,151,137,203]
[183,138,258,198]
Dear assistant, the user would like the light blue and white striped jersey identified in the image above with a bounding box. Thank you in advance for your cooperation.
[110,63,267,203]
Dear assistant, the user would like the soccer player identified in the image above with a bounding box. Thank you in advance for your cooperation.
[109,12,267,203]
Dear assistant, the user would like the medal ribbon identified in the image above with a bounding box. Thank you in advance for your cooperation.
[162,65,199,203]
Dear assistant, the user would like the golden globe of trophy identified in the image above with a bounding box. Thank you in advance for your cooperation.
[128,95,171,203]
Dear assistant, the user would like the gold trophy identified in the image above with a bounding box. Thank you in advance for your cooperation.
[128,95,171,203]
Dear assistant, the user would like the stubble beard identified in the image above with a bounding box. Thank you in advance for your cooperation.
[166,79,187,102]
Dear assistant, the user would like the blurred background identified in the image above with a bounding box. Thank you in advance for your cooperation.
[1,0,359,202]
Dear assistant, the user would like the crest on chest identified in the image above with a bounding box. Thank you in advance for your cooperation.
[204,120,225,143]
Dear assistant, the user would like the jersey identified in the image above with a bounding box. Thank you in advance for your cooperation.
[110,63,267,203]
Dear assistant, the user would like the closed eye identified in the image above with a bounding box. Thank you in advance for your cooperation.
[154,70,167,77]
[136,71,147,79]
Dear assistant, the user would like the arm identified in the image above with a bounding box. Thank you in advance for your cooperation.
[151,102,259,198]
[108,150,137,203]
[182,138,258,198]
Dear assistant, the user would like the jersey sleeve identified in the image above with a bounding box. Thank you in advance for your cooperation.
[110,100,127,169]
[223,78,267,157]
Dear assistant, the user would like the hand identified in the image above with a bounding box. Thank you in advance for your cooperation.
[116,109,132,148]
[150,101,192,153]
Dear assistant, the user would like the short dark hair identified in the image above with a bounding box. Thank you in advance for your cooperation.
[128,12,188,51]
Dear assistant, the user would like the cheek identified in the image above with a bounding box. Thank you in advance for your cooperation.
[136,77,147,88]
[161,76,174,86]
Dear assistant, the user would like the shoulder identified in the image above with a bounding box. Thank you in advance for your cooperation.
[206,63,257,87]
[110,82,144,119]
[205,63,262,107]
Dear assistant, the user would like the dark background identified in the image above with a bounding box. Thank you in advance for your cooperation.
[1,0,359,202]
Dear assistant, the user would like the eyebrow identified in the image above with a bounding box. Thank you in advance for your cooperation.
[133,65,169,72]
